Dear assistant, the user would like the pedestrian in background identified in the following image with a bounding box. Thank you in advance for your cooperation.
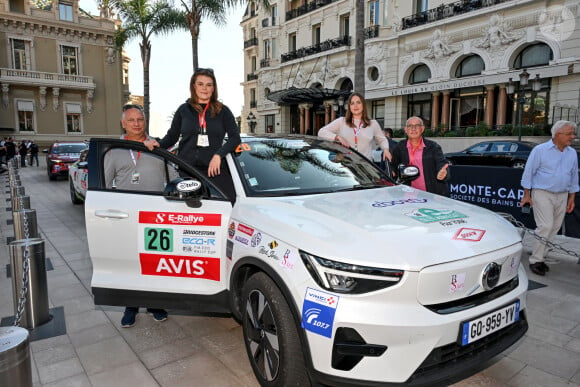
[520,120,578,276]
[318,92,391,163]
[29,140,39,167]
[105,104,169,327]
[145,68,241,201]
[5,137,16,162]
[18,140,28,167]
[390,116,450,196]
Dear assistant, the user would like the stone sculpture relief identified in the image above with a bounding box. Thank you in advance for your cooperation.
[424,30,459,60]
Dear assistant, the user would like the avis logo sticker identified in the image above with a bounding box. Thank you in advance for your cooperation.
[301,287,339,338]
[453,228,486,242]
[139,253,220,281]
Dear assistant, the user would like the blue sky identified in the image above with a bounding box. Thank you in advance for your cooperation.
[80,1,245,137]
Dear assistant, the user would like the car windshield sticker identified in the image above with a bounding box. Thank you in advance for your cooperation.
[138,211,222,280]
[372,198,427,208]
[406,208,467,223]
[248,177,258,186]
[449,273,466,293]
[302,288,339,338]
[453,228,486,242]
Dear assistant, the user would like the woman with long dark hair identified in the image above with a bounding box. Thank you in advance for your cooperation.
[318,92,391,162]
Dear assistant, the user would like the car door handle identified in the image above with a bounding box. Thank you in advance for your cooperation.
[94,210,129,219]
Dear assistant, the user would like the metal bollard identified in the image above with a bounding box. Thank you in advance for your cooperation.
[9,238,50,329]
[9,179,21,189]
[12,209,39,240]
[0,327,32,387]
[11,196,31,212]
[10,186,25,198]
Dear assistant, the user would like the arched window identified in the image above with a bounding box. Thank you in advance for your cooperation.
[455,55,485,78]
[339,78,353,92]
[514,43,553,69]
[409,64,430,84]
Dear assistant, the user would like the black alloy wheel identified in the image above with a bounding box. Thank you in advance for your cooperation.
[242,272,309,386]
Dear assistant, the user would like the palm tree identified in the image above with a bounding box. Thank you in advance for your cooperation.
[180,0,268,71]
[354,0,365,96]
[113,0,188,127]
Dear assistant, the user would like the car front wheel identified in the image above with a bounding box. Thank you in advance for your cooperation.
[242,272,309,387]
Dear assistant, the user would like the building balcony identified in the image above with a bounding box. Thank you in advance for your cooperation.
[260,58,270,68]
[286,0,337,22]
[244,37,258,48]
[247,73,258,81]
[0,68,95,89]
[261,17,278,27]
[281,35,351,63]
[364,25,379,39]
[401,0,513,30]
[250,101,257,108]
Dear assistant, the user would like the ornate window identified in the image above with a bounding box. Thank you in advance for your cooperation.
[65,103,82,133]
[514,43,553,69]
[409,64,430,84]
[455,55,484,78]
[61,45,78,75]
[11,39,31,70]
[59,2,73,21]
[17,100,35,132]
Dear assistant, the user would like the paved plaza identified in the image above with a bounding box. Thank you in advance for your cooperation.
[0,162,579,387]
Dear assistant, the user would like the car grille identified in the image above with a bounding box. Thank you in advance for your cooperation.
[406,311,528,385]
[424,275,519,314]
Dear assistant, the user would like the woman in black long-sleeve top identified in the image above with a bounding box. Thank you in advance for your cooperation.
[147,68,241,200]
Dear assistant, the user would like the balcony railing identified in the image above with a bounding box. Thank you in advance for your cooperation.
[364,25,379,39]
[281,35,351,63]
[0,68,95,89]
[401,0,513,30]
[250,101,257,108]
[260,58,270,68]
[244,37,258,48]
[286,0,337,22]
[247,73,258,81]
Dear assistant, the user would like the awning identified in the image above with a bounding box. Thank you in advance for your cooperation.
[266,87,351,105]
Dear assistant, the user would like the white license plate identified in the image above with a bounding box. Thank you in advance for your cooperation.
[460,300,520,346]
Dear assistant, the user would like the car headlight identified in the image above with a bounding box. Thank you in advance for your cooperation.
[300,251,404,294]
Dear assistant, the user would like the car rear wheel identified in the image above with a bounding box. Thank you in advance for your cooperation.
[242,272,309,387]
[512,160,526,168]
[69,180,83,204]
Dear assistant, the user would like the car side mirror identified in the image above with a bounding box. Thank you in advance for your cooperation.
[398,164,420,184]
[163,178,203,208]
[78,161,88,169]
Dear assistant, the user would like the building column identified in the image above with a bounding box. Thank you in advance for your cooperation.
[485,85,495,128]
[304,104,312,135]
[431,92,440,130]
[324,102,332,125]
[441,91,450,130]
[299,106,305,134]
[496,85,507,127]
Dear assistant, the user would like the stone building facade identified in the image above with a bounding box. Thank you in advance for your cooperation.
[241,0,580,135]
[0,0,130,145]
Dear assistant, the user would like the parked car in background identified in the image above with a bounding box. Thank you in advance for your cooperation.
[44,141,88,180]
[68,148,89,204]
[86,135,528,386]
[444,140,537,168]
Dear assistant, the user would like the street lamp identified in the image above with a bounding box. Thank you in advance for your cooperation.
[506,69,542,141]
[335,96,345,117]
[247,112,256,133]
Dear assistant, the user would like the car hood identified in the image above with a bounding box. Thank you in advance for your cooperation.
[233,186,521,271]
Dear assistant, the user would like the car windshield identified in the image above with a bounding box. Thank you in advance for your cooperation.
[233,137,395,197]
[53,144,87,154]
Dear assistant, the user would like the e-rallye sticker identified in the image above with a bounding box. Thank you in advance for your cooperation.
[140,253,220,281]
[406,208,467,223]
[301,288,339,338]
[139,212,221,226]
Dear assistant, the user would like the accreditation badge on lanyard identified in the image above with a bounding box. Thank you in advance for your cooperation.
[352,121,363,151]
[129,149,141,184]
[197,104,210,147]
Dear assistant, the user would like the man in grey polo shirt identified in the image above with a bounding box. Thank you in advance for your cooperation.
[520,120,579,276]
[104,104,169,326]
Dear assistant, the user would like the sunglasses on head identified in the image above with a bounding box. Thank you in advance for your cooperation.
[194,68,214,75]
[122,104,143,112]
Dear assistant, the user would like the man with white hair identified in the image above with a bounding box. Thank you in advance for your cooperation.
[520,120,579,276]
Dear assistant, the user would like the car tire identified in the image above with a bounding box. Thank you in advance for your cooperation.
[69,180,83,204]
[512,161,526,168]
[242,272,310,387]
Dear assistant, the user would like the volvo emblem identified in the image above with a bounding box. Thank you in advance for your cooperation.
[482,262,501,290]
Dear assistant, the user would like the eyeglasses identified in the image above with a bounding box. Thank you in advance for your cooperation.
[122,104,143,112]
[406,124,424,130]
[194,68,214,75]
